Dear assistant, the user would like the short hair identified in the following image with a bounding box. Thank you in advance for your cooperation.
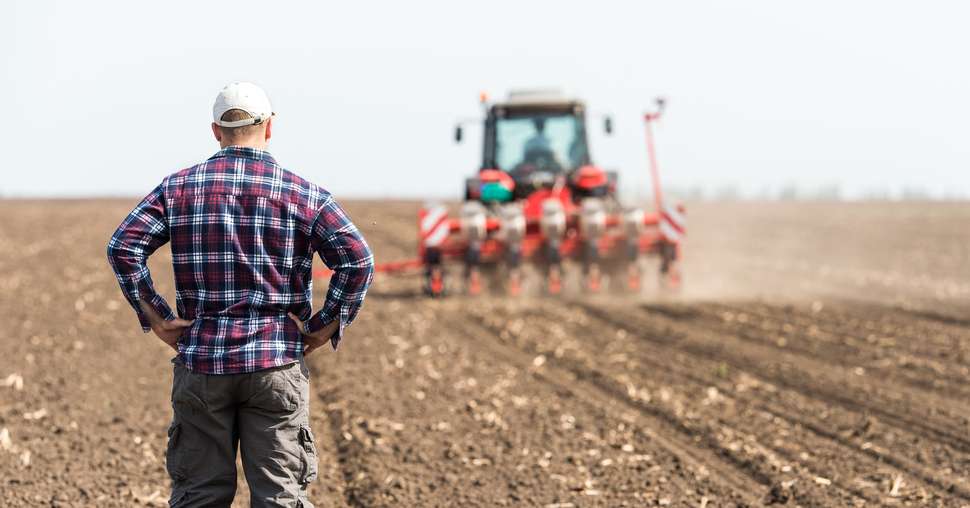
[218,109,265,140]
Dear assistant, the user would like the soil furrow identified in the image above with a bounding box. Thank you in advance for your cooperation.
[895,307,970,328]
[475,301,965,505]
[316,387,376,508]
[665,302,970,402]
[309,298,740,506]
[466,309,877,506]
[712,301,970,368]
[445,312,770,507]
[561,301,970,502]
[591,302,970,454]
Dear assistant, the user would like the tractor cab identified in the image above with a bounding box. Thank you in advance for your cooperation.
[487,92,590,177]
[458,89,613,203]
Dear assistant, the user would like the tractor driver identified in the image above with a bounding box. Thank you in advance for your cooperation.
[523,117,552,158]
[518,117,565,173]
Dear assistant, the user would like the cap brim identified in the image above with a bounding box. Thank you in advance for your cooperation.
[214,112,275,128]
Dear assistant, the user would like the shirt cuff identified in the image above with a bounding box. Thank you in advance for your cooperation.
[130,293,176,333]
[305,308,348,350]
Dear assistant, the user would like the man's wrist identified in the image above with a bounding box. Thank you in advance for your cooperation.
[138,300,165,326]
[147,315,168,330]
[303,313,323,334]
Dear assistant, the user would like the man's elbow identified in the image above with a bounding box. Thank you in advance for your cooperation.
[106,238,138,269]
[359,255,375,281]
[106,242,121,267]
[357,241,375,270]
[357,250,376,286]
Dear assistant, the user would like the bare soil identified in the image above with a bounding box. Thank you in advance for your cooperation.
[0,199,968,507]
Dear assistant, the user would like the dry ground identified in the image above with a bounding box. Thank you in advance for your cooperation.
[0,199,968,507]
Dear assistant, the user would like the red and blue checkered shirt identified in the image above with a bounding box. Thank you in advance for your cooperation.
[107,146,374,374]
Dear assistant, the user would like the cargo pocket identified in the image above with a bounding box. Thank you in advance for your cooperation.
[172,363,207,414]
[298,425,318,485]
[165,421,184,482]
[249,367,299,413]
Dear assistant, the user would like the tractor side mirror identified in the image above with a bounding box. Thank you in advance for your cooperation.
[604,116,613,135]
[454,125,463,143]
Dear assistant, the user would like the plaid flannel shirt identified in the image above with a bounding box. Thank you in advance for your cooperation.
[107,146,374,374]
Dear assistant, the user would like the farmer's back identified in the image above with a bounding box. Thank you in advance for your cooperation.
[164,147,351,372]
[107,82,373,507]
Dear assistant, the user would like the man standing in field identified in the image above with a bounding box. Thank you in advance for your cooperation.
[107,82,374,507]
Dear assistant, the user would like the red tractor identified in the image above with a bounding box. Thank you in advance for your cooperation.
[417,89,685,296]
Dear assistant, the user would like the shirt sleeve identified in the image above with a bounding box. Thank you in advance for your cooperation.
[106,183,176,332]
[304,195,375,349]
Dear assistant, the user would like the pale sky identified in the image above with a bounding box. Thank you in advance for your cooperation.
[4,1,969,199]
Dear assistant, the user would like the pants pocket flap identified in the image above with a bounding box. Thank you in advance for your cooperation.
[298,425,318,484]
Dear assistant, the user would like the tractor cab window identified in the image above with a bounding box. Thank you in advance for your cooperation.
[495,114,587,176]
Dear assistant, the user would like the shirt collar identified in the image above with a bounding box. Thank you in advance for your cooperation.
[209,145,277,165]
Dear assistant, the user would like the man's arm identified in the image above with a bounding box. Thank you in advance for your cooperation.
[106,184,179,333]
[300,195,374,350]
[140,301,194,352]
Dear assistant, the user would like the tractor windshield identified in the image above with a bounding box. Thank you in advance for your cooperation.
[494,113,587,175]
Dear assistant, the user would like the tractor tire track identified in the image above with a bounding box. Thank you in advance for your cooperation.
[472,301,966,505]
[896,306,970,328]
[440,312,771,507]
[537,301,970,502]
[657,302,970,403]
[584,302,970,453]
[463,313,871,506]
[710,301,970,371]
[710,301,970,400]
[458,302,948,501]
[316,387,380,508]
[559,300,969,501]
[311,297,748,507]
[565,301,970,501]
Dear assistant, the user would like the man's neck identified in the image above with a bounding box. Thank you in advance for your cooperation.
[220,140,267,150]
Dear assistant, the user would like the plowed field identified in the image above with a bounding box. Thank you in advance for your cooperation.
[1,200,968,507]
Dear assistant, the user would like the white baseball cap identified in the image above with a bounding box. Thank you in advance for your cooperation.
[212,82,275,128]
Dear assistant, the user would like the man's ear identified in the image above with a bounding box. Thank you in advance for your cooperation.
[211,122,223,142]
[264,118,273,142]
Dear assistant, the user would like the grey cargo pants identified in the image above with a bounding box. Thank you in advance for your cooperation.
[166,359,318,507]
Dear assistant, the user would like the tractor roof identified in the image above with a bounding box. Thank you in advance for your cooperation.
[497,88,584,109]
